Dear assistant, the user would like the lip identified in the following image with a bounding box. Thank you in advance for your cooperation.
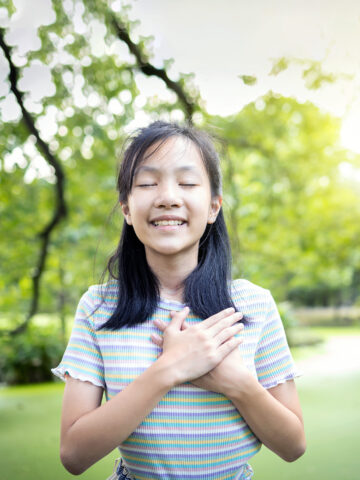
[150,215,187,224]
[149,215,188,231]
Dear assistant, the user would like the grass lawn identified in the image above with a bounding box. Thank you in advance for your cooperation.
[1,328,360,479]
[0,382,118,480]
[251,372,360,479]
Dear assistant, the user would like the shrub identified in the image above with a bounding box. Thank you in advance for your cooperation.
[293,306,360,327]
[0,325,65,385]
[278,302,323,348]
[278,301,298,330]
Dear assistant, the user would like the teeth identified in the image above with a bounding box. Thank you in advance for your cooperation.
[153,220,184,226]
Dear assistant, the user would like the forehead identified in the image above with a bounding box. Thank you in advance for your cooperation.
[134,136,207,176]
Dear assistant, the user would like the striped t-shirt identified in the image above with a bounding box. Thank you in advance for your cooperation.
[52,279,300,480]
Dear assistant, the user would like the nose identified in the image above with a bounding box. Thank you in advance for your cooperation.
[154,181,183,208]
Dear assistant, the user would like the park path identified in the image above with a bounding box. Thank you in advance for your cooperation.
[295,335,360,378]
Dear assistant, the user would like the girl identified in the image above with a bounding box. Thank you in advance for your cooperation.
[52,121,306,480]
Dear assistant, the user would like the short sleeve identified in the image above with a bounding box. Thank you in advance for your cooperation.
[254,291,301,389]
[51,289,105,388]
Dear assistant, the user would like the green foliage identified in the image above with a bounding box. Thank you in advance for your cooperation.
[210,94,360,303]
[0,325,64,384]
[293,307,360,327]
[269,57,350,89]
[0,0,202,332]
[0,0,15,16]
[1,0,360,344]
[0,1,137,325]
[277,302,298,330]
[238,75,257,86]
[276,302,324,348]
[269,57,289,75]
[301,61,336,90]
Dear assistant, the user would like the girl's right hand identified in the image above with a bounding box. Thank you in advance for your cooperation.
[152,307,244,386]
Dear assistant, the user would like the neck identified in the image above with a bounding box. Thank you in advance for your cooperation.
[145,248,198,302]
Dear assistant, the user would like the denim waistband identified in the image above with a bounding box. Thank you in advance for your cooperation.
[115,458,254,480]
[116,459,135,480]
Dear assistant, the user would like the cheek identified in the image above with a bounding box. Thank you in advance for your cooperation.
[128,192,145,214]
[190,192,212,216]
[130,205,147,225]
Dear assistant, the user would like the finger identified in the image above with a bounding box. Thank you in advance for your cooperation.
[153,318,167,332]
[209,311,243,336]
[217,334,244,358]
[199,307,236,330]
[215,322,244,346]
[150,333,163,346]
[168,307,189,330]
[181,320,190,330]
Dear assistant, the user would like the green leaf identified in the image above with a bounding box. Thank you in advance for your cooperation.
[238,74,257,86]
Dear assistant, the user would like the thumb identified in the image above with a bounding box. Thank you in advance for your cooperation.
[169,307,189,330]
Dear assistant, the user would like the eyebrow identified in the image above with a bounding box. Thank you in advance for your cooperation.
[134,165,201,175]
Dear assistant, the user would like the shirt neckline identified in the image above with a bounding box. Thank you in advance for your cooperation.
[158,297,187,311]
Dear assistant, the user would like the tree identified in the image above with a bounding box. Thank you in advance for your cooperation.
[1,0,359,340]
[211,93,360,304]
[0,0,198,333]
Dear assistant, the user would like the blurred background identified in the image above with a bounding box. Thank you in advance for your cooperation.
[0,0,359,479]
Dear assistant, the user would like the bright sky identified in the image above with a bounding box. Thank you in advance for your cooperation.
[1,0,360,153]
[129,0,360,153]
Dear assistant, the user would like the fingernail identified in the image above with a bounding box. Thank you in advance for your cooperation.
[227,307,235,313]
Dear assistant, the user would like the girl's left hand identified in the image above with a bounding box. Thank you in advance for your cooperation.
[151,313,249,396]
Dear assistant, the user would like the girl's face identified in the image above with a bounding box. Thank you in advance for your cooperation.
[121,136,222,264]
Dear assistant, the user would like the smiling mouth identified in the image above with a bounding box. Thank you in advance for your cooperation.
[151,220,186,227]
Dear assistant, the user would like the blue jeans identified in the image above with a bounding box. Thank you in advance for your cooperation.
[116,459,135,480]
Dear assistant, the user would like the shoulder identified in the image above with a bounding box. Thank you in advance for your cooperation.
[230,278,273,322]
[86,282,117,303]
[76,282,118,327]
[230,278,270,302]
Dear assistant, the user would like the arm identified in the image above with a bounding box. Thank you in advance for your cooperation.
[60,307,244,474]
[152,315,306,463]
[60,358,173,475]
[186,339,306,461]
[226,373,306,462]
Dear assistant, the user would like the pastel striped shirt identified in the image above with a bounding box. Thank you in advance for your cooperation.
[52,279,300,480]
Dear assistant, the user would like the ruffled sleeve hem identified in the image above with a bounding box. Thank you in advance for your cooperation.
[51,365,105,389]
[262,370,303,390]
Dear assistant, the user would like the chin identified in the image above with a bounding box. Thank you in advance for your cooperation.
[156,247,187,256]
[147,243,197,258]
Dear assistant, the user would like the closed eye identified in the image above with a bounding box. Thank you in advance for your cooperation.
[179,184,197,187]
[137,184,156,187]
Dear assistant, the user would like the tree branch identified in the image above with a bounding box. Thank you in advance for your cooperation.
[0,28,67,335]
[110,16,196,123]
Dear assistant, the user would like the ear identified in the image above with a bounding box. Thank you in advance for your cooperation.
[120,202,132,225]
[207,195,222,224]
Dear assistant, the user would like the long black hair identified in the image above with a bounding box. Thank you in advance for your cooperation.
[100,121,237,330]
